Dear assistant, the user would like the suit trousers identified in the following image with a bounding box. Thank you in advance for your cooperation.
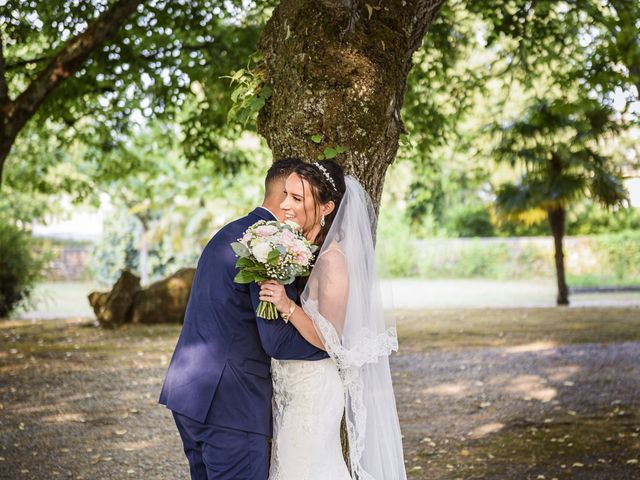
[173,411,269,480]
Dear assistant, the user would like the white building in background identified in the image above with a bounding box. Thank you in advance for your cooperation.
[31,194,111,242]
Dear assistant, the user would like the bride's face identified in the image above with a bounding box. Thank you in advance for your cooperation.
[280,173,320,236]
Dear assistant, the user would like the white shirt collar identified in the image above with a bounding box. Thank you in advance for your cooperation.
[258,206,278,221]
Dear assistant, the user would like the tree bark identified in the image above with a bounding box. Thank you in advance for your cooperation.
[257,0,446,211]
[0,0,143,188]
[548,206,569,306]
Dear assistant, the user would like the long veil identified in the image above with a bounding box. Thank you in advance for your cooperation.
[300,176,407,480]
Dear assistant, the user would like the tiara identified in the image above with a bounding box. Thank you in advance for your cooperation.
[313,162,337,191]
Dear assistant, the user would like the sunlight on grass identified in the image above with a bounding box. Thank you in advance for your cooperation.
[468,422,505,439]
[505,341,557,353]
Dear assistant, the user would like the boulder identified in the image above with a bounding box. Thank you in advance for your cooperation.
[88,270,141,328]
[88,291,109,318]
[130,268,195,324]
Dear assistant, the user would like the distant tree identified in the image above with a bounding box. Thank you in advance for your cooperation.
[400,0,640,235]
[0,0,263,186]
[492,97,629,305]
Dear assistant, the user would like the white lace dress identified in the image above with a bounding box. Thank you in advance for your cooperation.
[269,357,352,480]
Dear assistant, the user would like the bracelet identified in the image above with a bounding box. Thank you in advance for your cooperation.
[281,301,297,323]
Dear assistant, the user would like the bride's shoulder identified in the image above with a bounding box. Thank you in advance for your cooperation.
[319,240,345,259]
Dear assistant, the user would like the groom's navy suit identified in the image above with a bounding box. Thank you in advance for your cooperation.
[159,207,327,480]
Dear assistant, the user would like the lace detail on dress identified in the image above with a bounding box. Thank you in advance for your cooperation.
[304,299,398,479]
[269,358,351,480]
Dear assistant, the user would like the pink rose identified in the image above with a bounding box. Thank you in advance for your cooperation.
[256,225,279,237]
[280,229,296,247]
[241,232,252,244]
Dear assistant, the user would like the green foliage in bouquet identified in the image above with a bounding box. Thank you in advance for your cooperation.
[231,220,317,319]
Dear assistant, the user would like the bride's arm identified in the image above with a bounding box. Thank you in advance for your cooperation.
[259,249,348,351]
[259,281,326,350]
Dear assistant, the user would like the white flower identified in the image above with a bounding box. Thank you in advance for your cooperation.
[284,220,301,231]
[252,242,272,263]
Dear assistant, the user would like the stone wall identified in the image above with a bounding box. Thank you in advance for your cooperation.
[38,243,92,281]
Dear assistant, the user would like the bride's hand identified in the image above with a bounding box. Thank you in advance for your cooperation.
[259,280,291,314]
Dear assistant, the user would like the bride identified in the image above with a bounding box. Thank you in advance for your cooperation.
[259,160,407,480]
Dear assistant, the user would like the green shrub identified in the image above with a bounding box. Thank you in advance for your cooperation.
[376,210,418,278]
[594,230,640,280]
[0,223,42,318]
[568,204,640,235]
[89,209,200,286]
[445,204,495,237]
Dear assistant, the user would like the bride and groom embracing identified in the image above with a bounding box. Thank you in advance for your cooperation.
[159,158,406,480]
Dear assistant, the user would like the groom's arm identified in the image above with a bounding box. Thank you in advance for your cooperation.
[250,282,328,360]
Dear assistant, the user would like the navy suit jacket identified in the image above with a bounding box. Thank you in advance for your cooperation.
[159,207,327,436]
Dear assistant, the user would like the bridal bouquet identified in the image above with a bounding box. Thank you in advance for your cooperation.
[231,220,317,319]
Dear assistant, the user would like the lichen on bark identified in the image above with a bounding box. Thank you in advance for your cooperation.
[257,0,446,211]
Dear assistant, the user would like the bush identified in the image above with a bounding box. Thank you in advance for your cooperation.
[445,204,495,237]
[376,210,418,278]
[0,223,42,318]
[595,230,640,281]
[568,204,640,235]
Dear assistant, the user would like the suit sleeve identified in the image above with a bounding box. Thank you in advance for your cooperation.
[250,282,328,360]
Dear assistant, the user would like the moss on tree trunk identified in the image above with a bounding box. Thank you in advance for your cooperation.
[257,0,446,211]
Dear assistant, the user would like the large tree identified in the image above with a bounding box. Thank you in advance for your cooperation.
[256,0,446,209]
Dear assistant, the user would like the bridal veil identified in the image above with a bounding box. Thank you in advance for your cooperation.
[300,176,407,480]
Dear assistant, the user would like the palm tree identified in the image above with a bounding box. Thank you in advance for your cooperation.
[492,97,628,305]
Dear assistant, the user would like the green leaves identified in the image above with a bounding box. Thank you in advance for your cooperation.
[233,254,269,284]
[309,133,346,159]
[492,95,629,225]
[234,270,258,284]
[224,54,272,127]
[317,145,347,160]
[231,242,250,257]
[267,248,281,265]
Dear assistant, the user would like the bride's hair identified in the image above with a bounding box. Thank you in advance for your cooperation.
[292,160,346,298]
[293,160,346,250]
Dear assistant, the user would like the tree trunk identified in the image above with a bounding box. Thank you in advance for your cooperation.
[0,0,143,188]
[548,206,569,306]
[257,0,446,211]
[257,0,446,467]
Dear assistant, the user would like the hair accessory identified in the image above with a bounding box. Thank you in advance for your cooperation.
[313,162,337,191]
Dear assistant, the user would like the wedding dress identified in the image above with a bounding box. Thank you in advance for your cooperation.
[269,177,407,480]
[269,357,351,480]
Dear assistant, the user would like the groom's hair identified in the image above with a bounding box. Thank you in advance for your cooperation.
[265,157,303,196]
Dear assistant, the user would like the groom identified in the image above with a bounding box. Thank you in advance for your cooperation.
[159,158,328,480]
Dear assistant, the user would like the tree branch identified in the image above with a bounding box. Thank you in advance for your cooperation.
[0,33,9,105]
[10,0,143,129]
[5,55,52,72]
[0,0,143,187]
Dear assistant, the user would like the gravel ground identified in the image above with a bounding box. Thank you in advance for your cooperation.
[1,317,639,479]
[395,341,640,479]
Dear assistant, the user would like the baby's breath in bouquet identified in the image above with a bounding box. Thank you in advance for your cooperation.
[231,220,317,319]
